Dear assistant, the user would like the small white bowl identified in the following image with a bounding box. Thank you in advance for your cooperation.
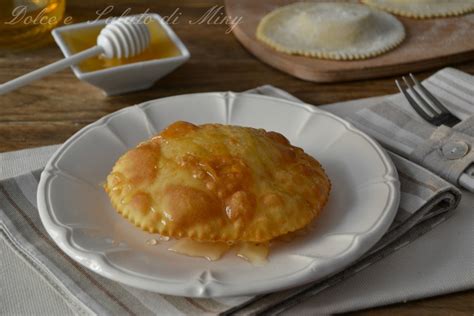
[52,14,190,96]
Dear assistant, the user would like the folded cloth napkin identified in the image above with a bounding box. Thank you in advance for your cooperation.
[0,68,470,316]
[350,68,474,189]
[221,83,463,315]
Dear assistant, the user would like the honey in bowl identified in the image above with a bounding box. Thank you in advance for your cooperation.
[61,18,181,73]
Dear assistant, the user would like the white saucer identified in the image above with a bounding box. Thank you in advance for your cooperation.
[37,92,399,297]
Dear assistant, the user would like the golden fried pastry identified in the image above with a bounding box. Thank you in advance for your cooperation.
[361,0,474,18]
[104,121,330,243]
[256,2,405,60]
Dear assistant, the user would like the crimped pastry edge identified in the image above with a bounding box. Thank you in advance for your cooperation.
[255,3,406,60]
[361,0,474,19]
[106,165,331,243]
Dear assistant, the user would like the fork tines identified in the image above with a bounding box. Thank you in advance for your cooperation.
[395,73,460,126]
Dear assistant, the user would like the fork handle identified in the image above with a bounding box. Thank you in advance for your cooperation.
[459,165,474,192]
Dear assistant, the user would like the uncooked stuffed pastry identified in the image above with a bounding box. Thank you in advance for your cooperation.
[256,2,406,60]
[362,0,474,19]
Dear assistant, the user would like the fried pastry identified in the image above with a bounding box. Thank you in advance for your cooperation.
[361,0,474,18]
[256,2,405,60]
[105,121,331,243]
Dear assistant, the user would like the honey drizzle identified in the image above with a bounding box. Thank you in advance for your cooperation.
[165,239,270,265]
[168,239,230,261]
[236,242,269,266]
[160,226,313,265]
[146,235,170,246]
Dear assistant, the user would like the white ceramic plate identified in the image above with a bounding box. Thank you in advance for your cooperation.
[37,92,399,297]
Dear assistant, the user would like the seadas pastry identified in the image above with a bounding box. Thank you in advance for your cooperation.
[256,2,405,60]
[104,121,331,248]
[361,0,474,19]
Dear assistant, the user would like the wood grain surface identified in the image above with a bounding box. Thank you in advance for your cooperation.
[225,0,474,82]
[0,1,473,314]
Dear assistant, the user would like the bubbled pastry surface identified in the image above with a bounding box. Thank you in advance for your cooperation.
[104,121,331,242]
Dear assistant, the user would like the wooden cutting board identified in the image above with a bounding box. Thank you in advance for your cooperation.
[225,0,474,82]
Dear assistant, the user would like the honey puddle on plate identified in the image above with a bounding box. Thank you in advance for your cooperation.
[235,242,269,266]
[169,239,231,261]
[61,19,181,73]
[169,239,269,266]
[145,227,311,266]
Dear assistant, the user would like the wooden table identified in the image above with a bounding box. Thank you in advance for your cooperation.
[0,0,472,314]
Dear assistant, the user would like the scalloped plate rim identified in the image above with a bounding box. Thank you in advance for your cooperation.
[37,92,400,297]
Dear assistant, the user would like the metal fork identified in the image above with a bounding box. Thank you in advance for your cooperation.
[395,73,461,127]
[396,73,474,191]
